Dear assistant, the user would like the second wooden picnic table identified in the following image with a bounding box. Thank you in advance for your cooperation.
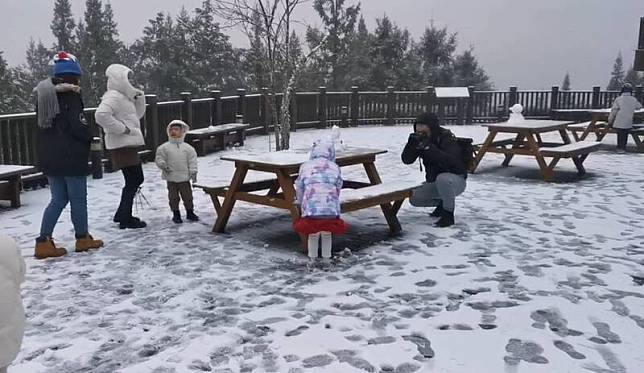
[470,120,600,182]
[196,147,420,247]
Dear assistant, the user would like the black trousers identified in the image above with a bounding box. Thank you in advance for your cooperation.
[616,129,629,150]
[114,164,144,221]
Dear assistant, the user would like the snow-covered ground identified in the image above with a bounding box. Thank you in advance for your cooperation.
[2,125,644,373]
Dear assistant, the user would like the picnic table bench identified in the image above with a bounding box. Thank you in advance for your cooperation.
[470,120,600,181]
[195,147,421,249]
[0,165,37,207]
[185,123,250,156]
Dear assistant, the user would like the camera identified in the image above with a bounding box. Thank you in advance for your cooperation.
[409,132,431,150]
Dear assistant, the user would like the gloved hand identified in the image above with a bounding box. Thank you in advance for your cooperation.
[122,125,131,135]
[190,173,197,183]
[408,132,422,147]
[133,89,144,100]
[163,164,172,172]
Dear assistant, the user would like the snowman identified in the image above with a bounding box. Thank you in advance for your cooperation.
[508,104,525,124]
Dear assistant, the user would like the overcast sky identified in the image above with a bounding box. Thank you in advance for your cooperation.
[1,0,643,90]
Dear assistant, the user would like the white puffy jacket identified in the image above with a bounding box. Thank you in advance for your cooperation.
[155,120,198,183]
[0,234,26,369]
[608,93,643,129]
[95,64,146,150]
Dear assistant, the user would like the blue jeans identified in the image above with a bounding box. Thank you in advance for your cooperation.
[39,176,88,238]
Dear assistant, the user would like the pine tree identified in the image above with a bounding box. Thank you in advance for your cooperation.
[345,17,373,88]
[21,39,53,93]
[312,0,360,90]
[624,66,642,87]
[413,23,457,87]
[453,49,492,90]
[51,0,76,52]
[76,0,124,105]
[607,52,625,90]
[562,72,571,91]
[369,15,413,90]
[0,51,29,114]
[245,10,267,91]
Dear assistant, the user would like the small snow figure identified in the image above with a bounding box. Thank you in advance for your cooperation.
[331,125,345,150]
[508,104,525,124]
[294,139,348,267]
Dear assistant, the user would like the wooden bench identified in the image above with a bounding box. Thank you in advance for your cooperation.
[196,178,421,236]
[0,165,37,207]
[186,123,250,156]
[568,122,644,150]
[538,141,601,176]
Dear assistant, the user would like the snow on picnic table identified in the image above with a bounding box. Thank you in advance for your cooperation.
[2,124,644,373]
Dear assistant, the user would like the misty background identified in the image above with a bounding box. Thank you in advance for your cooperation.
[1,0,643,90]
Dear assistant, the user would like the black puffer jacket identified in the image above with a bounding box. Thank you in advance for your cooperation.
[401,124,467,182]
[36,89,92,176]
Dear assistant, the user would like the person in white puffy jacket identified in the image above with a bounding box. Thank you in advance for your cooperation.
[0,234,26,373]
[155,120,199,224]
[95,64,148,229]
[608,83,643,152]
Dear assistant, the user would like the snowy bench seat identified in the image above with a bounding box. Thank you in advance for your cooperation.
[539,141,601,158]
[340,181,422,213]
[186,123,250,156]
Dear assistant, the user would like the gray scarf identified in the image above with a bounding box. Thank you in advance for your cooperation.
[35,79,81,128]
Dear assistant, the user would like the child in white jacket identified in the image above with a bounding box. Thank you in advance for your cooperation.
[155,120,199,224]
[0,234,26,373]
[608,83,643,152]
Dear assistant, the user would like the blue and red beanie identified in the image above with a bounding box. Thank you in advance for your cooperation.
[51,51,82,77]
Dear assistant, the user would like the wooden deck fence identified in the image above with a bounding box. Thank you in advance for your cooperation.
[1,85,643,167]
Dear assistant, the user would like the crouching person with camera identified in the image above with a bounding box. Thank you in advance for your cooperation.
[402,113,468,227]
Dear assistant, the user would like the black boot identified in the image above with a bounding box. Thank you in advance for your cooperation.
[119,217,147,229]
[430,202,444,217]
[114,189,136,223]
[172,210,183,224]
[186,210,199,222]
[435,209,455,228]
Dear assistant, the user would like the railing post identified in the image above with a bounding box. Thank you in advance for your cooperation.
[210,90,222,126]
[591,86,601,109]
[350,86,359,127]
[90,137,103,179]
[261,87,270,134]
[386,86,395,126]
[145,94,159,148]
[180,92,192,125]
[318,86,327,128]
[236,88,246,123]
[509,86,518,107]
[466,86,475,125]
[289,87,297,132]
[636,85,644,103]
[550,86,559,113]
[426,86,435,113]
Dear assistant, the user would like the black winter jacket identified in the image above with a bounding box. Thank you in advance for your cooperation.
[401,127,467,182]
[36,90,92,176]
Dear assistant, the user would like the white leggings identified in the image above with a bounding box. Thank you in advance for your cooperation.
[308,231,332,259]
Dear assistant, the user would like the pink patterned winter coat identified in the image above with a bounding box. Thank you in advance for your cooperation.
[295,139,343,217]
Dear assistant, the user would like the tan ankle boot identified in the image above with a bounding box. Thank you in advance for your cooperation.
[75,234,104,252]
[35,238,67,259]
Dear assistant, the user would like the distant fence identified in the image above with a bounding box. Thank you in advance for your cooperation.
[1,85,643,167]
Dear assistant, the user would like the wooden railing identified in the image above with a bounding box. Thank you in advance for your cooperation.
[1,85,643,167]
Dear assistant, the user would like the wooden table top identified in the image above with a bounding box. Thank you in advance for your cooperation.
[0,165,36,178]
[221,147,387,168]
[482,120,573,133]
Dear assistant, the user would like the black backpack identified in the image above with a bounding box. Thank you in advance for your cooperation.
[455,137,474,170]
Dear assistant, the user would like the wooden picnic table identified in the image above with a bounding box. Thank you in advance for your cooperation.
[559,109,644,150]
[470,120,600,182]
[196,147,419,247]
[0,165,36,207]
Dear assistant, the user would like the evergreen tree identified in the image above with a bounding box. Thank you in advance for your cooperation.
[453,48,492,90]
[312,0,360,90]
[345,17,373,88]
[607,52,625,90]
[561,72,571,91]
[76,0,124,105]
[51,0,76,52]
[191,0,243,94]
[624,66,642,87]
[245,10,267,91]
[369,15,413,89]
[21,39,53,93]
[413,23,457,87]
[0,52,28,114]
